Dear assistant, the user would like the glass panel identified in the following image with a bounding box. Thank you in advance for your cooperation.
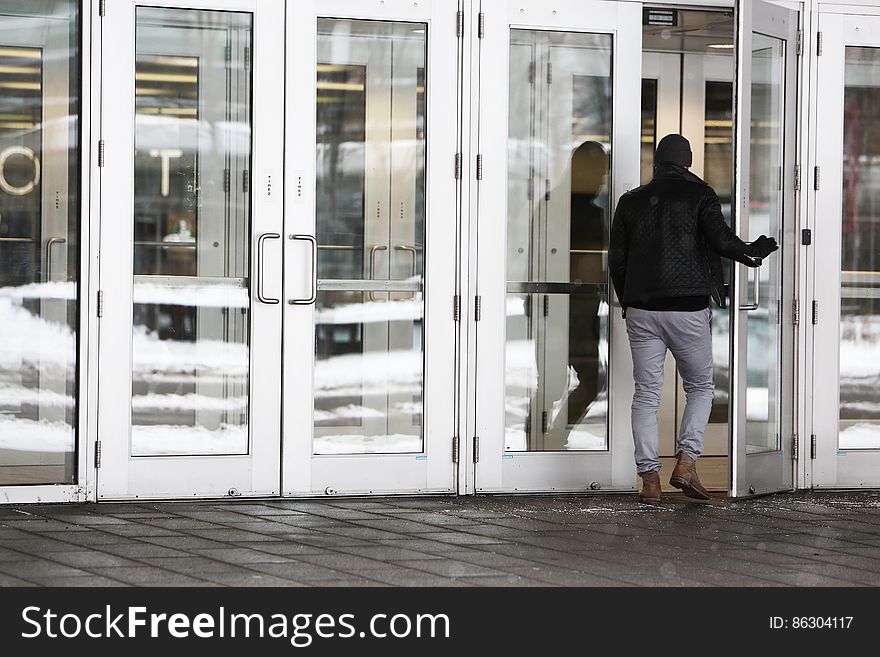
[704,80,734,427]
[506,31,612,452]
[314,19,426,455]
[0,1,79,485]
[744,33,785,453]
[131,8,252,456]
[640,78,657,185]
[839,46,880,449]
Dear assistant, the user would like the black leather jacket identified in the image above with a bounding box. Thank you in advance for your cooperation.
[609,163,758,311]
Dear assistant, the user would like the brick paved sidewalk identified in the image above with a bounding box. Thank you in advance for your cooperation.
[1,491,880,586]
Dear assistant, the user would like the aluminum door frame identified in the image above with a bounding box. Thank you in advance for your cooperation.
[729,0,798,497]
[0,2,95,504]
[474,0,641,493]
[283,0,458,496]
[812,11,880,488]
[96,0,284,499]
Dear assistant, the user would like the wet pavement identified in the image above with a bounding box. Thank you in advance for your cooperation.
[1,491,880,586]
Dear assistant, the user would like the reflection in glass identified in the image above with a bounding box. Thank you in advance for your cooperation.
[839,47,880,449]
[506,30,612,452]
[704,80,734,425]
[131,8,252,456]
[0,1,79,485]
[640,78,657,185]
[314,19,426,455]
[745,33,784,453]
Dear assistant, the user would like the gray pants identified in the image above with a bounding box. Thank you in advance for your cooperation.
[624,307,714,474]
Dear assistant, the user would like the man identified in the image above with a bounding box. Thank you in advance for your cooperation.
[609,134,778,503]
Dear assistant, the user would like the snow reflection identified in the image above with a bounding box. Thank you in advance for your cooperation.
[2,282,879,459]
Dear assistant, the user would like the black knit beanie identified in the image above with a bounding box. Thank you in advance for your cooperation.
[655,134,693,167]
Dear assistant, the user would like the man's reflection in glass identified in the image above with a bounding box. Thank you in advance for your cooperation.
[568,141,610,429]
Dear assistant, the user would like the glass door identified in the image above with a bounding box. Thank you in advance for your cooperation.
[0,1,81,488]
[283,1,457,495]
[475,0,641,492]
[813,12,880,488]
[97,0,284,499]
[729,0,798,497]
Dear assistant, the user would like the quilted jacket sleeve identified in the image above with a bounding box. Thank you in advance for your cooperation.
[697,189,761,267]
[609,195,629,305]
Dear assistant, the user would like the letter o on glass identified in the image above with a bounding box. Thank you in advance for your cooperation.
[0,145,41,196]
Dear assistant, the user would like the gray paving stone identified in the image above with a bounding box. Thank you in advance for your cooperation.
[193,548,295,564]
[33,575,131,587]
[335,545,446,562]
[95,567,212,586]
[1,491,879,587]
[197,572,307,586]
[246,561,346,581]
[45,551,143,568]
[234,541,327,556]
[0,572,37,586]
[395,559,507,578]
[0,560,93,578]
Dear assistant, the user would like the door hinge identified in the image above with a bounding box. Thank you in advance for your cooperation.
[545,178,551,201]
[99,0,106,17]
[811,434,817,459]
[792,434,799,460]
[527,176,534,200]
[98,140,105,167]
[225,45,232,65]
[796,30,803,56]
[543,295,550,317]
[95,440,102,468]
[777,299,782,324]
[777,166,782,192]
[547,61,553,84]
[794,164,801,191]
[452,436,460,463]
[475,295,482,322]
[244,46,250,69]
[97,290,104,317]
[223,168,230,192]
[456,10,463,38]
[453,294,461,322]
[541,411,549,433]
[478,12,485,39]
[454,152,462,180]
[802,228,812,246]
[473,436,480,463]
[813,165,820,191]
[528,61,536,84]
[812,300,818,324]
[793,299,800,326]
[476,153,483,180]
[817,31,823,56]
[242,169,250,193]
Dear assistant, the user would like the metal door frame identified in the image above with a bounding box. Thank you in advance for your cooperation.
[729,0,799,497]
[812,10,880,488]
[282,0,459,496]
[471,0,642,493]
[95,0,285,500]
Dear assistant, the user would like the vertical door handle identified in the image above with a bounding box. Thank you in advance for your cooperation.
[368,244,388,301]
[45,237,66,283]
[256,232,280,304]
[740,256,762,311]
[289,234,317,305]
[394,244,420,300]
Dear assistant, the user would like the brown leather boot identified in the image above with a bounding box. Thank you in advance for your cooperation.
[669,452,711,500]
[639,469,661,503]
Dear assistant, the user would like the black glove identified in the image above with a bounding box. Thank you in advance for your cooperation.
[748,235,778,260]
